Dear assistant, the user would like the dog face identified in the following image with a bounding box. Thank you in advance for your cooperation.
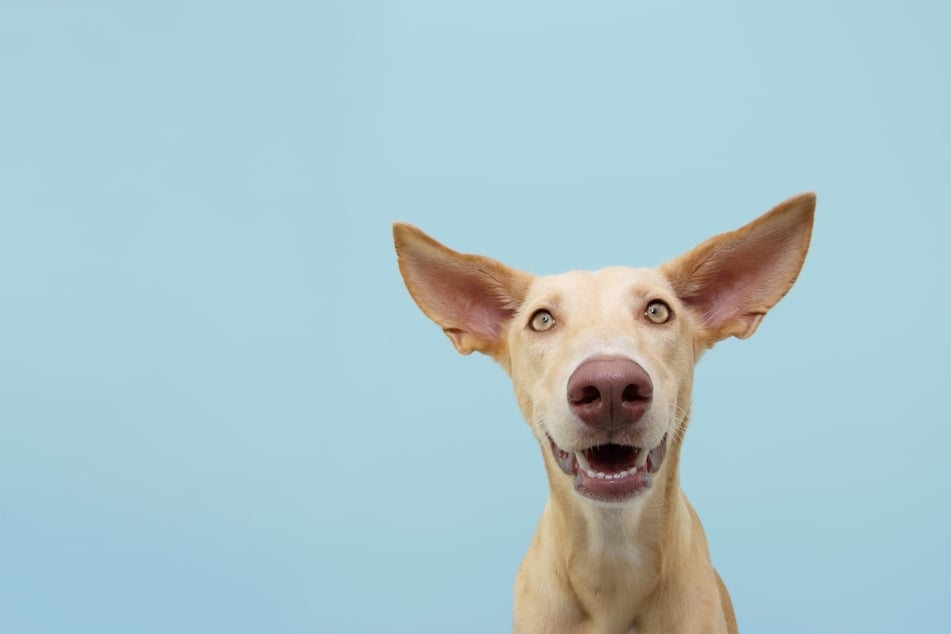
[506,267,699,502]
[394,193,815,505]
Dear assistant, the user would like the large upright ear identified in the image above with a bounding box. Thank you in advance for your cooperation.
[393,223,533,357]
[660,193,816,343]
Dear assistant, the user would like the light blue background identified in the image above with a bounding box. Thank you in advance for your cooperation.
[2,1,948,632]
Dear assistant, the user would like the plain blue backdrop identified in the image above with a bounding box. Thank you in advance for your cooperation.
[2,1,948,632]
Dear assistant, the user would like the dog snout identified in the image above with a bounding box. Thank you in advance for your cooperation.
[567,357,653,431]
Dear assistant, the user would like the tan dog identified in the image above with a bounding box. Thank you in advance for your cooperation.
[393,193,815,633]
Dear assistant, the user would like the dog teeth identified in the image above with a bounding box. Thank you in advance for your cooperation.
[574,451,592,472]
[583,465,641,480]
[634,447,649,468]
[574,450,642,481]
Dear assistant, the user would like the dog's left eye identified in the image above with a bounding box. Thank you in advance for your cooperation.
[530,310,556,331]
[644,300,671,324]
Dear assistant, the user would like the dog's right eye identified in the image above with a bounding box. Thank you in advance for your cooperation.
[529,310,556,332]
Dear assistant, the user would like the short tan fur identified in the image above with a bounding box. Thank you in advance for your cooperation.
[394,193,815,633]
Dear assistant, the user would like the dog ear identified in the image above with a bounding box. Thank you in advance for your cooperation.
[393,223,533,357]
[660,193,816,343]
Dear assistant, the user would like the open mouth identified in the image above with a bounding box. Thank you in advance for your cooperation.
[549,435,668,502]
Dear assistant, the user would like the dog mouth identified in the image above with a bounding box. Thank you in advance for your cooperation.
[548,435,668,502]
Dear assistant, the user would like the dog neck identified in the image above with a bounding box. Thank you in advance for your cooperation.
[539,442,697,615]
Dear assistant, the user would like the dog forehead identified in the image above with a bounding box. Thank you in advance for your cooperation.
[526,266,670,306]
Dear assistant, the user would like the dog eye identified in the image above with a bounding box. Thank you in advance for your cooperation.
[644,300,671,324]
[530,310,556,331]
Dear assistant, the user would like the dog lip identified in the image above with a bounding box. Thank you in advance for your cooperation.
[647,434,667,475]
[549,437,577,475]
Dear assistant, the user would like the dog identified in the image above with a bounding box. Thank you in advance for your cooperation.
[393,193,815,633]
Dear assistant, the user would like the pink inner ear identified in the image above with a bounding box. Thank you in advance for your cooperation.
[677,217,807,339]
[685,251,765,314]
[395,222,533,356]
[436,266,519,342]
[681,263,766,337]
[403,252,522,347]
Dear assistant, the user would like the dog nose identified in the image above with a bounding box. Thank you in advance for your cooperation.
[567,357,653,430]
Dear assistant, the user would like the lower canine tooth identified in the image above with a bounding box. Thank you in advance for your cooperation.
[576,452,592,471]
[634,448,649,468]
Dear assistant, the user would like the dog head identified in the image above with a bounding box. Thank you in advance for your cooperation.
[394,194,815,504]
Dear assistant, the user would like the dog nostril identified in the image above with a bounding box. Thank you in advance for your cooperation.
[622,383,649,402]
[575,385,601,406]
